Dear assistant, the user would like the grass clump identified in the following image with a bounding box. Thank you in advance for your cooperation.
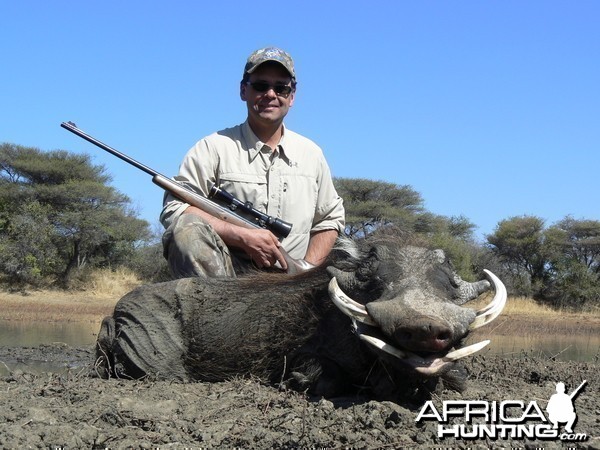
[85,266,143,298]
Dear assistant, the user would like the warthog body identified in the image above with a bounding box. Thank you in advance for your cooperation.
[97,237,505,400]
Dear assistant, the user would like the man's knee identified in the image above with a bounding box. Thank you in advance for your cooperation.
[162,213,235,278]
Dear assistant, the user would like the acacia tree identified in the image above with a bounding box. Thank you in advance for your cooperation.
[546,217,600,272]
[486,215,600,306]
[544,217,600,307]
[0,143,150,286]
[486,215,550,296]
[333,178,424,237]
[0,201,59,282]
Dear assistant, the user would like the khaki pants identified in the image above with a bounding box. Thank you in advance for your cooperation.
[162,214,254,278]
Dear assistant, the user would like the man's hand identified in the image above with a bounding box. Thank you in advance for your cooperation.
[236,227,288,270]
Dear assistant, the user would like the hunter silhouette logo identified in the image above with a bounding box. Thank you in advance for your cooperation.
[546,380,586,434]
[415,379,589,442]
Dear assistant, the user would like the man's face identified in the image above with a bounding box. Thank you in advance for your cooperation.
[241,62,295,127]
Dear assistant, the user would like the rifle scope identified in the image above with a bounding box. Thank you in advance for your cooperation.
[209,186,292,239]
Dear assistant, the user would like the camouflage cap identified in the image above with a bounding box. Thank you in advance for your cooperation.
[244,47,296,80]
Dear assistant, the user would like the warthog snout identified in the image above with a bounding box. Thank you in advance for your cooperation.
[393,318,454,352]
[365,300,464,353]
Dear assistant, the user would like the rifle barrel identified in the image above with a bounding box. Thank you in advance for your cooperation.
[569,380,587,399]
[60,122,159,177]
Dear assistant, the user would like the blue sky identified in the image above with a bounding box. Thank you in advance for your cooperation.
[2,1,598,241]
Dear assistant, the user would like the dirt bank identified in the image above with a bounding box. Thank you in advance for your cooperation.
[0,345,597,449]
[0,290,116,323]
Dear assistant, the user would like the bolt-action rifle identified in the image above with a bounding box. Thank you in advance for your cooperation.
[60,121,311,274]
[569,380,587,400]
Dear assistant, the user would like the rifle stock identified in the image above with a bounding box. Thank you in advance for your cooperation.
[60,121,310,275]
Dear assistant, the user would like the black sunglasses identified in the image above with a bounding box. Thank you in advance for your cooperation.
[246,81,293,97]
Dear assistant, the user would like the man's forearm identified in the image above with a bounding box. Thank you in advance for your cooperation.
[304,229,339,266]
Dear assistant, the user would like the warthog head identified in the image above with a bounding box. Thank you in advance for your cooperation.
[320,238,505,384]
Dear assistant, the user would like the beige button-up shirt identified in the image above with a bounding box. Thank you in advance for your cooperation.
[160,121,345,260]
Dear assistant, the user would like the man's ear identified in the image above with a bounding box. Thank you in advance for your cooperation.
[240,81,247,101]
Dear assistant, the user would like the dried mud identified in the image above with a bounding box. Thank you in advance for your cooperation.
[0,344,598,449]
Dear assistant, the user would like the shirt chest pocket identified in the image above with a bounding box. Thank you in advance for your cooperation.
[279,174,319,232]
[217,173,268,211]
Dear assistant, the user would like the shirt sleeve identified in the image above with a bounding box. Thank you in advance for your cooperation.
[159,138,219,230]
[311,152,345,235]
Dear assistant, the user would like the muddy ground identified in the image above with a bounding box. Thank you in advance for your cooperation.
[0,344,598,449]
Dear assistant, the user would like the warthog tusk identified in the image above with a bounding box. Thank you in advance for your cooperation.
[469,270,507,330]
[328,278,377,326]
[443,339,490,360]
[360,334,490,363]
[358,333,491,375]
[358,333,408,359]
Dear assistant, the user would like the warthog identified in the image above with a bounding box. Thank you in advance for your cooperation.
[96,237,506,401]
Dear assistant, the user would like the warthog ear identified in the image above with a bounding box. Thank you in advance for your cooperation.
[454,278,492,305]
[433,255,492,305]
[445,267,492,305]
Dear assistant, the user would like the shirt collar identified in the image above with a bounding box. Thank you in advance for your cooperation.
[242,120,295,164]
